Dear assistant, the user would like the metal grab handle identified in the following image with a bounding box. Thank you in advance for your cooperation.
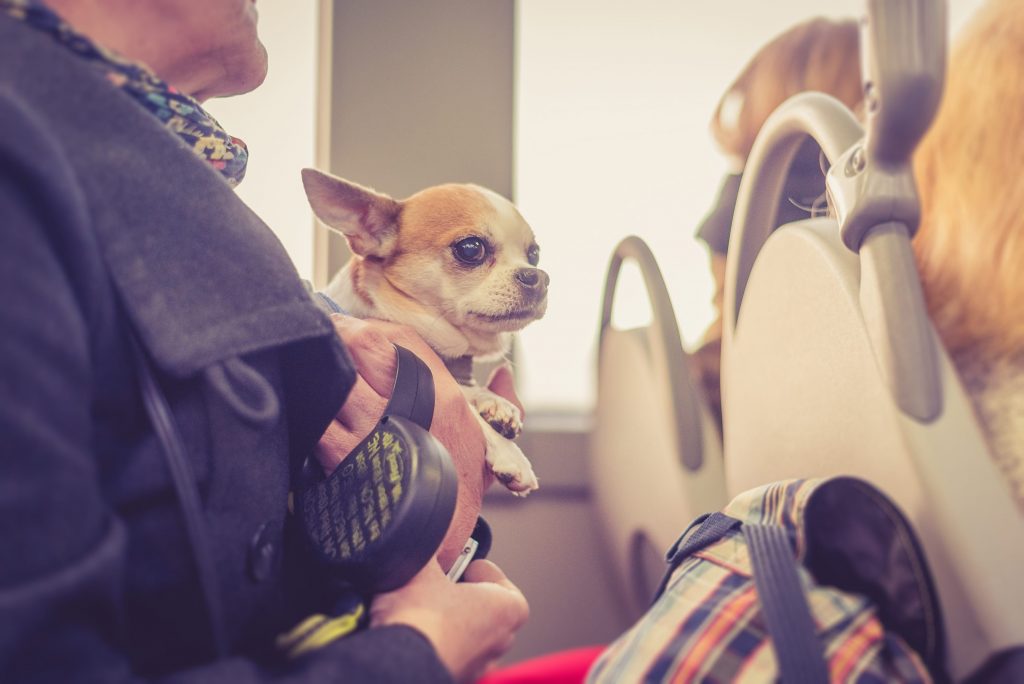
[861,0,947,169]
[598,236,705,471]
[833,0,945,421]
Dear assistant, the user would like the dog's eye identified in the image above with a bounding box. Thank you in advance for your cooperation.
[527,244,540,267]
[453,237,487,265]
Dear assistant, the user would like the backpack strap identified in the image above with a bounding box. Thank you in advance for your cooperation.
[743,524,829,684]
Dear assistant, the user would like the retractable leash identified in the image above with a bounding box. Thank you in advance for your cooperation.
[279,346,493,658]
[295,345,489,596]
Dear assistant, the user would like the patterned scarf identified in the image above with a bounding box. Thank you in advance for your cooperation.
[1,0,249,186]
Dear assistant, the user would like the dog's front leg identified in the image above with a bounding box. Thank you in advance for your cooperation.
[463,386,539,496]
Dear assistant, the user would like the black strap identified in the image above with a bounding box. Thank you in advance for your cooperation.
[666,512,742,563]
[130,336,228,659]
[743,524,829,684]
[653,512,742,602]
[385,345,434,430]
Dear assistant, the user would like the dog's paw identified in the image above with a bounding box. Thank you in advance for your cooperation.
[474,393,523,441]
[492,462,539,497]
[487,438,539,497]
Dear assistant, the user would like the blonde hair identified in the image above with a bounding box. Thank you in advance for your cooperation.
[711,18,862,161]
[913,0,1024,362]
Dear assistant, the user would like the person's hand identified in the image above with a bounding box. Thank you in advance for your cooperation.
[370,558,529,683]
[316,315,522,567]
[315,314,486,475]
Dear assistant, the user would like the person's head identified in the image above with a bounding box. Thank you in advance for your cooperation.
[913,0,1024,362]
[711,17,862,167]
[45,0,267,101]
[696,18,862,264]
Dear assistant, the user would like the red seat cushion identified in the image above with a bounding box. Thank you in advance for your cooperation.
[477,646,607,684]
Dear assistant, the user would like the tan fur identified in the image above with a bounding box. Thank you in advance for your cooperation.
[383,186,502,300]
[711,17,862,161]
[914,0,1024,362]
[913,0,1024,511]
[398,185,497,252]
[348,259,376,309]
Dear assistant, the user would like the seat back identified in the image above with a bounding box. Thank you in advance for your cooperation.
[592,236,725,621]
[723,216,1024,678]
[721,2,1024,677]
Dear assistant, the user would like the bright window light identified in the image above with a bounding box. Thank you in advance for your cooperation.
[514,0,981,411]
[205,1,318,281]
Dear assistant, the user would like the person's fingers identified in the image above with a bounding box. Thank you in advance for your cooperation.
[314,377,386,473]
[329,314,397,398]
[314,322,392,473]
[461,560,522,597]
[485,364,523,417]
[330,316,459,402]
[462,560,529,627]
[334,374,386,431]
[353,319,455,379]
[369,556,447,622]
[460,558,505,584]
[313,420,353,474]
[469,562,529,634]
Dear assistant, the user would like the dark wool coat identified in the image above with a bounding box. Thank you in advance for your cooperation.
[0,13,451,683]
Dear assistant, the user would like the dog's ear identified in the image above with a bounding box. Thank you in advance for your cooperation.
[301,168,401,258]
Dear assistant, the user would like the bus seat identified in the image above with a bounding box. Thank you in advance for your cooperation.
[720,3,1024,675]
[720,1,1024,671]
[723,210,1024,679]
[592,236,726,622]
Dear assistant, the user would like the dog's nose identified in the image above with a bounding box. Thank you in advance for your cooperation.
[516,268,549,292]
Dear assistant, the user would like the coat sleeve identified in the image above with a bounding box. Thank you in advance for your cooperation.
[0,92,452,684]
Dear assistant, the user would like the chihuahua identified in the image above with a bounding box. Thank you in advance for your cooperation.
[301,169,547,496]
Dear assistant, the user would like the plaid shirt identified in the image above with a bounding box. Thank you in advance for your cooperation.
[587,480,934,683]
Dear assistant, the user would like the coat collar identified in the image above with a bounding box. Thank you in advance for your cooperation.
[0,16,335,377]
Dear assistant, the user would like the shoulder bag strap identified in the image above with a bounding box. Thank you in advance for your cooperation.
[130,334,228,659]
[743,523,829,684]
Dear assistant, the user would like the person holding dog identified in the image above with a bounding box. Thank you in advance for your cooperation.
[0,0,526,682]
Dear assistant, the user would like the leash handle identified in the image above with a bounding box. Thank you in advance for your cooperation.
[295,345,458,595]
[386,345,435,429]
